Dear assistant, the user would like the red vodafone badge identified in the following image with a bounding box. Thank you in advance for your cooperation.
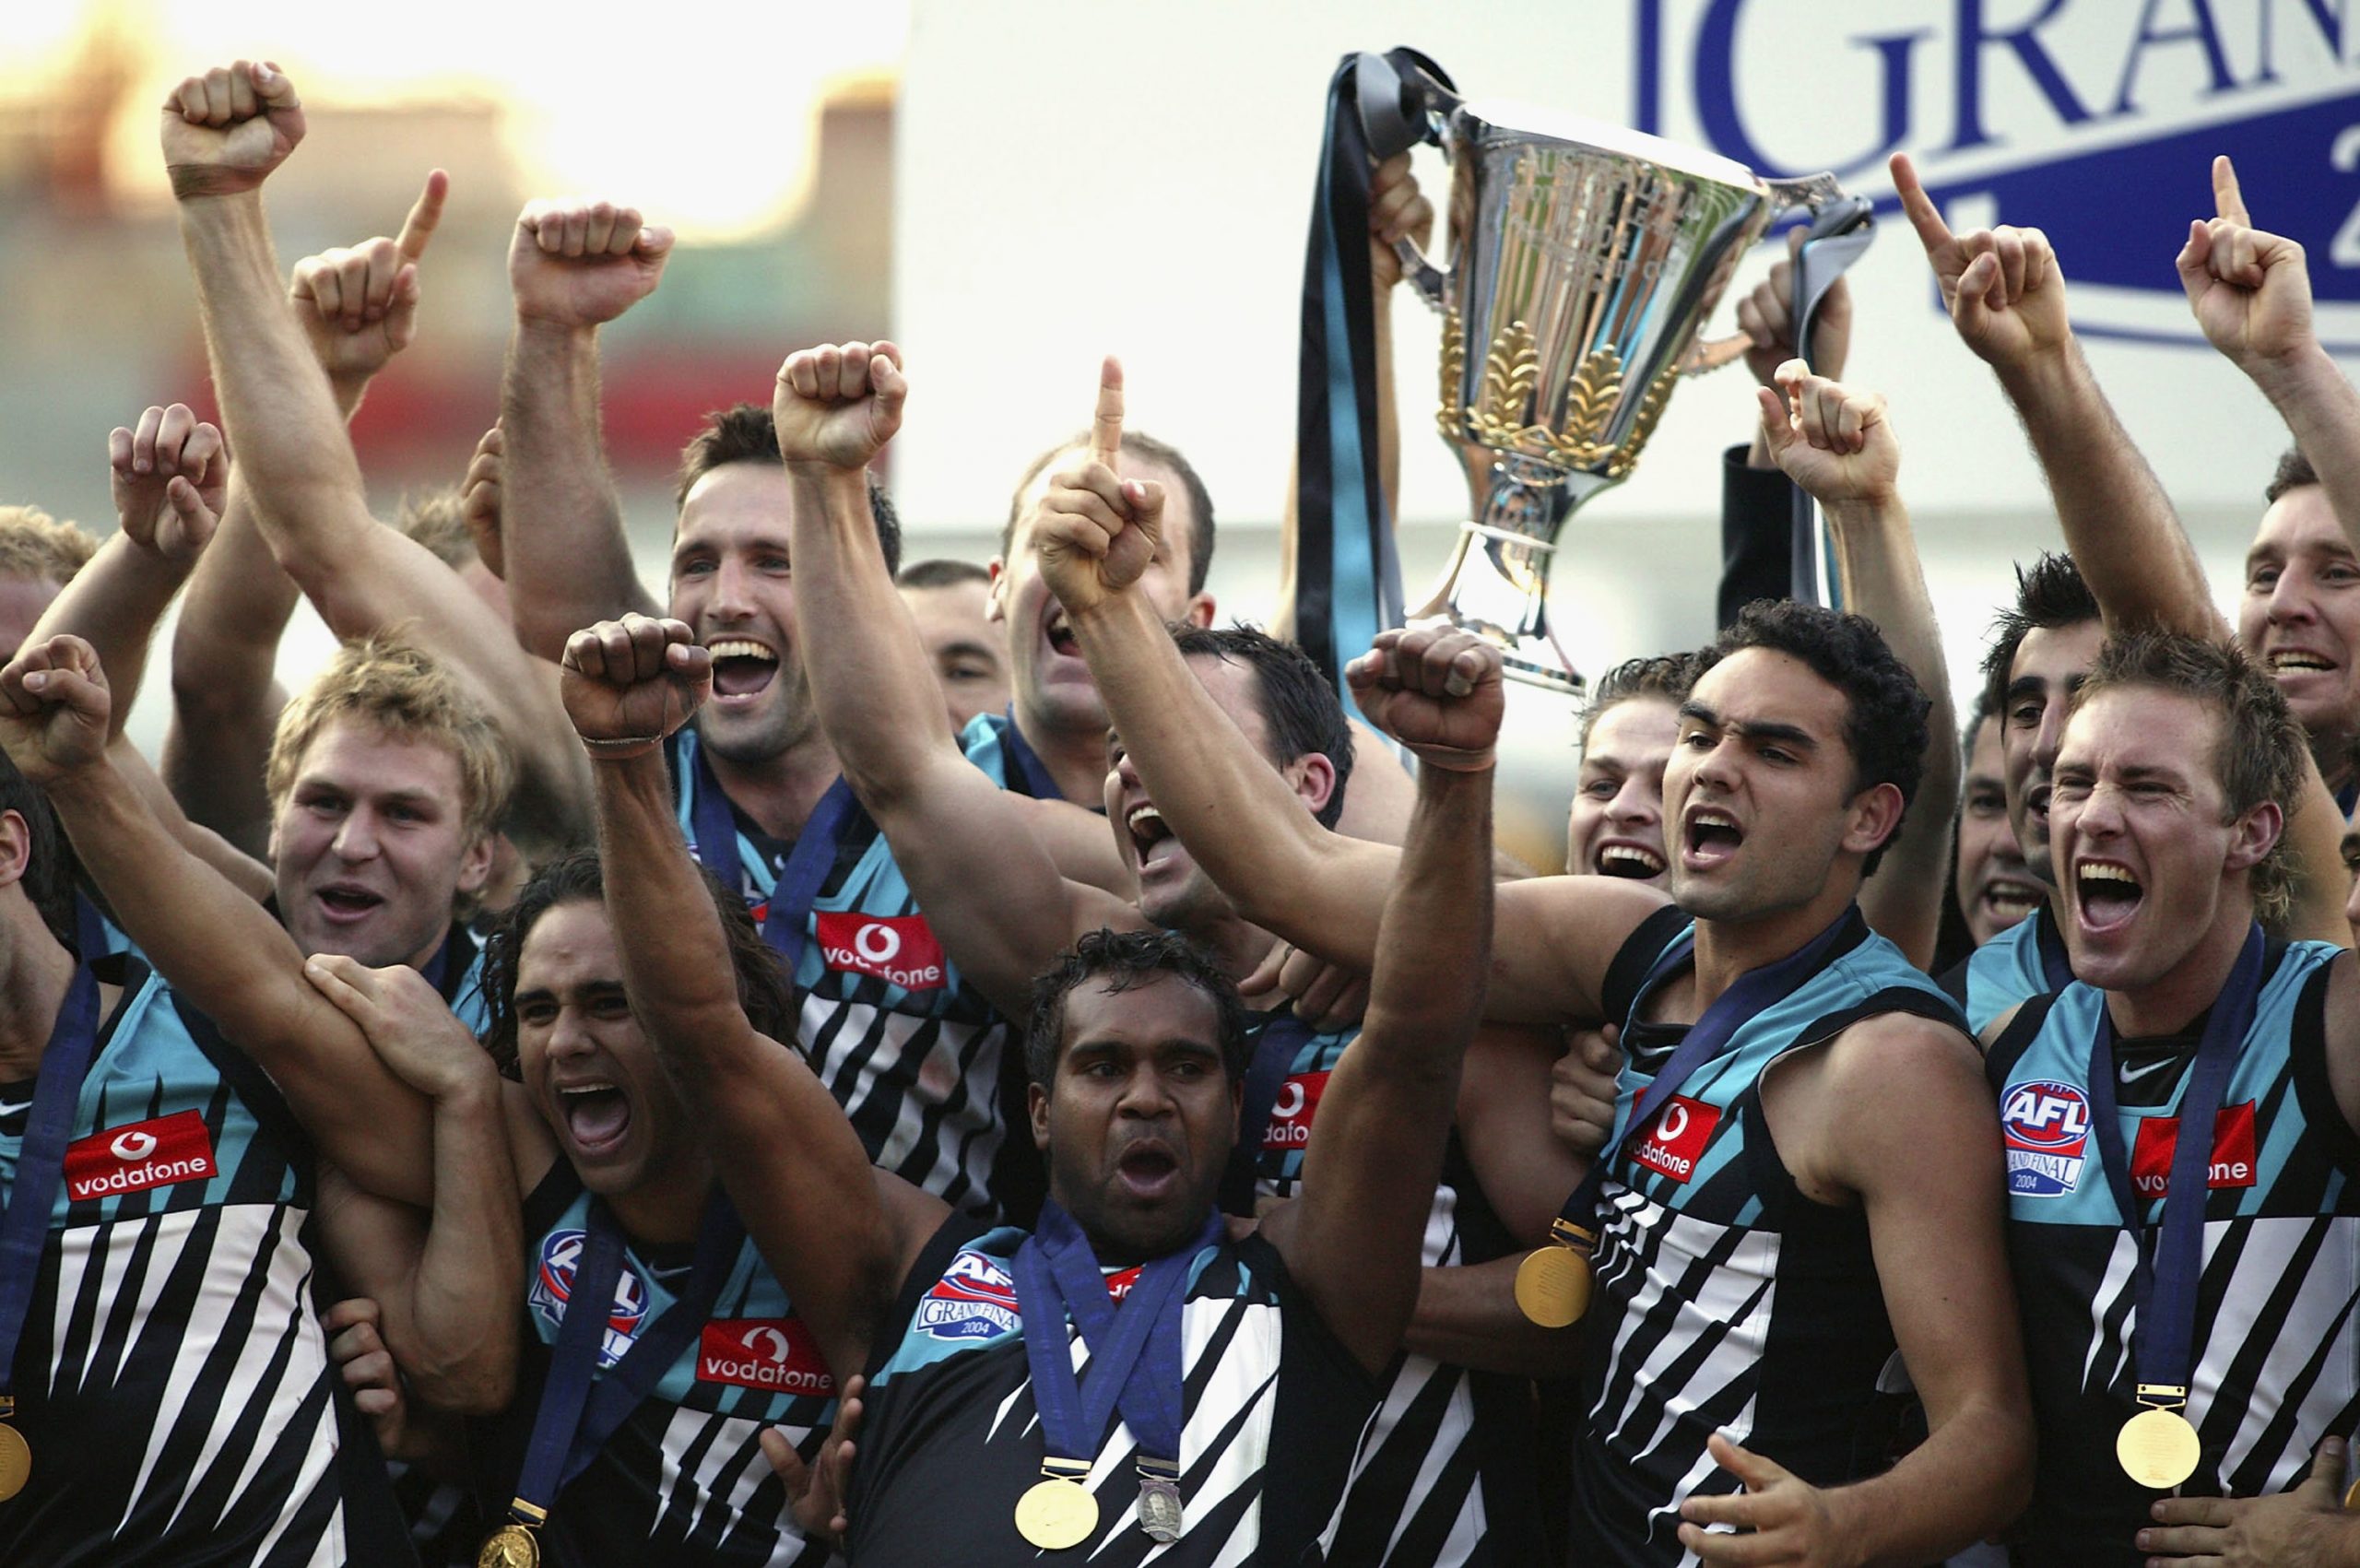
[1261,1071,1330,1151]
[697,1317,837,1397]
[63,1110,218,1202]
[2130,1102,2259,1198]
[814,914,947,991]
[1630,1096,1720,1184]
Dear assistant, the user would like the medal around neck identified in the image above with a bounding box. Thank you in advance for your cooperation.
[1137,1458,1184,1544]
[0,1421,28,1502]
[1016,1471,1099,1550]
[477,1522,541,1568]
[1514,1220,1595,1327]
[2117,1403,2201,1491]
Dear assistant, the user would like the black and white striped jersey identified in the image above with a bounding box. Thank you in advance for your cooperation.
[470,1164,838,1567]
[1,960,412,1566]
[1987,941,2360,1566]
[669,728,1013,1217]
[1569,907,1966,1567]
[846,1219,1375,1567]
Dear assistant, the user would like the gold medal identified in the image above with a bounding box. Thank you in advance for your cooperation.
[1015,1476,1099,1550]
[2118,1405,2202,1490]
[0,1422,28,1502]
[1514,1244,1592,1327]
[476,1522,541,1568]
[2344,1473,2360,1514]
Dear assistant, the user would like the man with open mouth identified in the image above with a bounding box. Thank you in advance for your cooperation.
[563,585,1503,1567]
[1952,696,2044,949]
[1566,655,1691,888]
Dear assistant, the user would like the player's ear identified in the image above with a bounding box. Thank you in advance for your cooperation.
[0,808,33,891]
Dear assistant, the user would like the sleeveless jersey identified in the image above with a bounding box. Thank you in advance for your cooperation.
[1569,906,1968,1567]
[669,727,1012,1216]
[1238,1014,1544,1568]
[472,1165,838,1567]
[960,708,1075,804]
[0,959,411,1566]
[846,1219,1375,1567]
[1986,941,2360,1566]
[1940,902,2069,1036]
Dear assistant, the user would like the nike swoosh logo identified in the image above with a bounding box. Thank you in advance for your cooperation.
[2118,1056,2181,1088]
[0,1098,30,1119]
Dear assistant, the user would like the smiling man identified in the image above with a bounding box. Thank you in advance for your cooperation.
[2242,447,2360,808]
[1980,632,2360,1566]
[1564,655,1693,885]
[1953,696,2042,949]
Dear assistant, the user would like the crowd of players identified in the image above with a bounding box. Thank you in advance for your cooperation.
[4,53,2359,1568]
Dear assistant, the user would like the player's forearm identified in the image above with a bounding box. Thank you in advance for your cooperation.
[1359,760,1493,1068]
[166,479,298,847]
[27,534,193,739]
[1997,344,2223,638]
[2251,339,2360,544]
[500,321,654,659]
[591,749,752,1059]
[404,1076,523,1413]
[176,194,372,538]
[1070,586,1387,961]
[1821,1389,2030,1566]
[1401,1256,1585,1376]
[1830,496,1957,967]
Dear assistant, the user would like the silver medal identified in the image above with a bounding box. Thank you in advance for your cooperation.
[1136,1476,1183,1543]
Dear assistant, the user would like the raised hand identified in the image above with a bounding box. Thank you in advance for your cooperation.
[773,341,908,470]
[1551,1024,1621,1159]
[159,59,305,199]
[1678,1432,1844,1564]
[0,634,112,784]
[1368,152,1434,291]
[109,404,226,563]
[1034,358,1163,620]
[2141,1434,2359,1566]
[1740,228,1851,389]
[559,613,711,755]
[289,170,448,395]
[2177,154,2314,372]
[761,1373,866,1548]
[1891,152,2070,373]
[509,196,674,329]
[1755,360,1899,509]
[303,954,496,1101]
[323,1299,413,1458]
[461,426,506,580]
[1345,626,1504,772]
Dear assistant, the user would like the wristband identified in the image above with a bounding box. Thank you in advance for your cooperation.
[1411,747,1496,774]
[579,734,666,761]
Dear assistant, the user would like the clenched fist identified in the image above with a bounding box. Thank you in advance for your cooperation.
[109,404,225,565]
[510,197,674,330]
[0,635,112,785]
[773,342,907,471]
[1346,627,1505,772]
[560,614,711,757]
[161,60,305,200]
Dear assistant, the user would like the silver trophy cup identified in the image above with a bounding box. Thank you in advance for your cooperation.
[1380,87,1869,691]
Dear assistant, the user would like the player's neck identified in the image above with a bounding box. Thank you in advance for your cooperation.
[1019,711,1114,808]
[607,1146,714,1249]
[1688,886,1858,1015]
[0,921,80,1083]
[1191,914,1275,985]
[2103,900,2255,1040]
[708,729,843,843]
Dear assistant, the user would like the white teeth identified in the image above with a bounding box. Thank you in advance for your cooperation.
[1127,805,1165,834]
[2271,651,2332,672]
[1599,844,1666,873]
[1692,810,1739,831]
[2079,863,2140,886]
[706,639,776,663]
[558,1082,618,1097]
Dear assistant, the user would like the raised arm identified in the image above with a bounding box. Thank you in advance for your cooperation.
[776,343,1131,1020]
[1757,363,1957,968]
[0,631,434,1204]
[163,109,589,855]
[1263,627,1497,1375]
[499,196,668,659]
[305,956,530,1416]
[562,613,921,1380]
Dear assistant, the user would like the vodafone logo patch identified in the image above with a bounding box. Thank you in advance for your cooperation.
[698,1316,837,1397]
[2130,1102,2258,1199]
[1262,1071,1329,1151]
[64,1110,217,1202]
[814,914,946,991]
[1630,1095,1719,1184]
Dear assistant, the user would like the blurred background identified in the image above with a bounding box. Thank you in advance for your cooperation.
[4,0,2354,869]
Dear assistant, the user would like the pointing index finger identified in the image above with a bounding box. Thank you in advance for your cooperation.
[1091,356,1125,472]
[397,169,448,263]
[2212,153,2250,228]
[1888,153,1954,257]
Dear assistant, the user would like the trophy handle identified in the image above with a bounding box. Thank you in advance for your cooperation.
[1355,50,1457,312]
[1680,177,1873,375]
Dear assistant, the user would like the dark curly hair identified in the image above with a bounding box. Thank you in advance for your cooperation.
[1981,552,2099,718]
[1024,927,1251,1091]
[1695,600,1929,877]
[1167,623,1355,829]
[479,847,800,1075]
[1579,651,1701,751]
[674,402,902,575]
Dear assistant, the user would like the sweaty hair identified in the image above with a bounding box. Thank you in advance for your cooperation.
[1168,623,1353,828]
[394,489,477,571]
[1982,552,2100,717]
[478,847,798,1076]
[1695,600,1929,878]
[896,557,992,592]
[1024,927,1251,1090]
[674,403,903,575]
[1001,430,1215,596]
[1579,652,1700,751]
[0,506,97,586]
[265,636,516,847]
[2266,445,2319,506]
[2071,632,2304,927]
